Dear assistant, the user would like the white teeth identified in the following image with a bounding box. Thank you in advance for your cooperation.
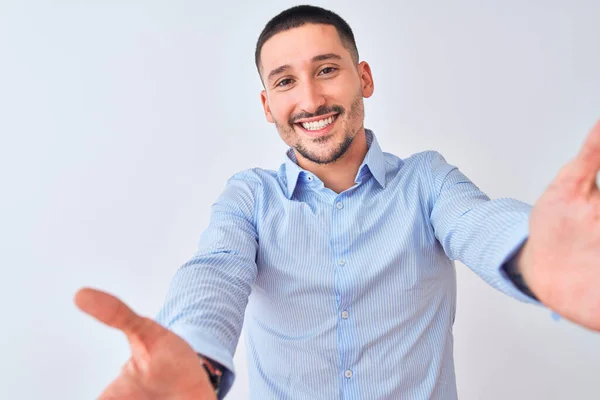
[300,115,336,131]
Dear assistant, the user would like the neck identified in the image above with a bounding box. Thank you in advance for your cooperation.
[296,128,368,194]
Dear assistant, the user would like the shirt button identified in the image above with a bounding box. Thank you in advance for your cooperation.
[338,259,346,266]
[345,369,353,378]
[341,311,349,319]
[336,201,343,209]
[307,175,313,181]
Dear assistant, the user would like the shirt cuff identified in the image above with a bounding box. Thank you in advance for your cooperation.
[168,324,236,399]
[496,219,561,321]
[496,219,542,305]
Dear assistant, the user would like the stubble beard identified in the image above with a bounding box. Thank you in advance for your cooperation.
[275,93,364,165]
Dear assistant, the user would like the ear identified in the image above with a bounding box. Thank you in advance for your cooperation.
[260,90,274,123]
[358,61,374,98]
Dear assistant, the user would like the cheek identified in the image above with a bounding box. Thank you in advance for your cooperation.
[269,94,296,122]
[330,83,359,111]
[273,109,291,126]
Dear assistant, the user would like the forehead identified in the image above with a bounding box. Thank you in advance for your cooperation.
[260,23,349,73]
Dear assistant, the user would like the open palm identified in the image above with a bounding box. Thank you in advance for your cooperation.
[74,288,216,400]
[522,119,600,331]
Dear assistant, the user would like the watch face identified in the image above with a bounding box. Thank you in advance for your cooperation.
[201,358,223,391]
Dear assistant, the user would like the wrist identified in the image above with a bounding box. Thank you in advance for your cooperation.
[505,242,539,301]
[199,355,223,395]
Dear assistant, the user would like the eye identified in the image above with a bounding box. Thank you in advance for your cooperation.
[276,78,293,87]
[319,67,337,75]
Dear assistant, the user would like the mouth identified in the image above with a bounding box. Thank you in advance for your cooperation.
[294,113,339,138]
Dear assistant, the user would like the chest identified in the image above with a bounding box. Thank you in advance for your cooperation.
[253,184,444,298]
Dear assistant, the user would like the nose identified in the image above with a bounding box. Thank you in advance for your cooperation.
[296,80,326,116]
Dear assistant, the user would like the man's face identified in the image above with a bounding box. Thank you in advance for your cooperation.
[259,23,374,165]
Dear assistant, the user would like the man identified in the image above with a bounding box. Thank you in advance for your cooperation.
[74,5,600,400]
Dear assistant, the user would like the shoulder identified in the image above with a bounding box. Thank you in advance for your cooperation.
[382,149,451,178]
[226,167,281,187]
[223,167,283,199]
[402,150,448,166]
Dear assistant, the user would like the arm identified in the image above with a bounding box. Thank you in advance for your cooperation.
[427,151,541,304]
[155,173,260,398]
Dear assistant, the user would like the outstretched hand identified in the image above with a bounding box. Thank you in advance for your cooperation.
[521,119,600,331]
[74,288,216,400]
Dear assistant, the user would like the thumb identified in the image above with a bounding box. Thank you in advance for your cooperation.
[74,287,144,337]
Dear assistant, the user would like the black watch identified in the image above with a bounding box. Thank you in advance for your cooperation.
[199,355,223,394]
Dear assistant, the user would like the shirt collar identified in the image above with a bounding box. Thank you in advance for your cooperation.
[283,128,388,199]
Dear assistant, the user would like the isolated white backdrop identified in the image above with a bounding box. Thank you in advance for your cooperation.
[1,1,599,399]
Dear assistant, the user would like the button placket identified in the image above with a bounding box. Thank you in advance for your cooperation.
[332,194,356,393]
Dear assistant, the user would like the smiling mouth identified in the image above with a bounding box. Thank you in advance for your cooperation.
[294,114,339,137]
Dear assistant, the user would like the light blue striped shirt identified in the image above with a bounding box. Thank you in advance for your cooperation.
[155,129,541,399]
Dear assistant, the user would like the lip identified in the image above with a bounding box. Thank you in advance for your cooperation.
[295,114,339,138]
[294,112,339,124]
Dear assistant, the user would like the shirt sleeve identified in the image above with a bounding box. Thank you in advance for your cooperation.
[426,150,542,305]
[154,172,260,398]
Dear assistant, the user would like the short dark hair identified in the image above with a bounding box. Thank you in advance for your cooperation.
[254,5,360,77]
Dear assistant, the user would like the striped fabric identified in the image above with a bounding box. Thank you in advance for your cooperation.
[155,129,541,399]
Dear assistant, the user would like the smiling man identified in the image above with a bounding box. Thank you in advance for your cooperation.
[258,21,371,195]
[75,5,600,400]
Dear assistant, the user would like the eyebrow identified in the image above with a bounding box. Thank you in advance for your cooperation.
[267,53,343,84]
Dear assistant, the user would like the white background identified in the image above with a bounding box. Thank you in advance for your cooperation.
[1,1,599,399]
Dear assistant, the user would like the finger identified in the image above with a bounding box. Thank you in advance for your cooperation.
[574,119,600,185]
[74,287,143,337]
